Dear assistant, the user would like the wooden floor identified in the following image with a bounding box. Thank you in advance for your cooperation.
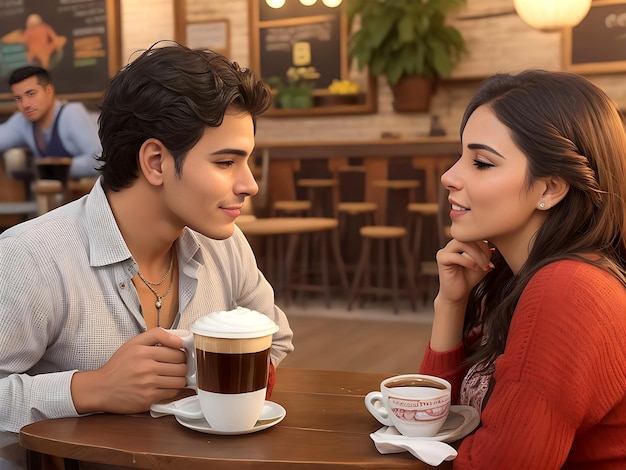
[278,300,434,375]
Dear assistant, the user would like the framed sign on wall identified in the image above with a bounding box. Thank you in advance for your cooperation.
[562,0,626,74]
[248,0,377,117]
[184,19,230,57]
[0,0,121,101]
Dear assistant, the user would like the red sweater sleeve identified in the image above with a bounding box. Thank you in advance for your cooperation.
[451,261,626,469]
[265,362,276,399]
[420,342,468,403]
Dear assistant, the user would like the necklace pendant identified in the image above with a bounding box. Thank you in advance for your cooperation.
[155,298,162,309]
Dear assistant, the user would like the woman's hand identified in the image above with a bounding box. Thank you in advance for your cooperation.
[428,238,494,352]
[436,238,494,305]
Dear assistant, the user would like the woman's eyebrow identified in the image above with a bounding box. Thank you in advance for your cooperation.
[467,143,505,159]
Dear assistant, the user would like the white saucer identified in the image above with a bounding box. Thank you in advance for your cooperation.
[433,405,480,442]
[175,401,286,435]
[371,405,480,443]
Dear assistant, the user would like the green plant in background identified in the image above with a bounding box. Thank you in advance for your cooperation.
[346,0,467,85]
[267,66,321,109]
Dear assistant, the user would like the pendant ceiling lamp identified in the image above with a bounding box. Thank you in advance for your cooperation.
[513,0,591,32]
[266,0,286,7]
[265,0,342,7]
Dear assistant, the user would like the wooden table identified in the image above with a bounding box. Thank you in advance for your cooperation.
[20,368,453,469]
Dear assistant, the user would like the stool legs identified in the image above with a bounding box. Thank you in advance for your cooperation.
[347,229,417,314]
[282,228,348,307]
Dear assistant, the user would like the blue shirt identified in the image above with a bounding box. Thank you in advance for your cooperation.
[0,100,102,178]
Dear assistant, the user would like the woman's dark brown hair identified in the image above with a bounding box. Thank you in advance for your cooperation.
[459,70,626,366]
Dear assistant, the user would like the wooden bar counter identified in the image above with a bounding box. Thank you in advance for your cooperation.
[253,137,460,221]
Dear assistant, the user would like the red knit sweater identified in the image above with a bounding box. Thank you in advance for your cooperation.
[420,260,626,469]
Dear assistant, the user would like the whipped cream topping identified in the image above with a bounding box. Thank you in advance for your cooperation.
[190,306,279,339]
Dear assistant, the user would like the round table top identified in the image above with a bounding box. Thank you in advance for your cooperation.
[236,217,338,236]
[296,178,339,188]
[373,180,421,190]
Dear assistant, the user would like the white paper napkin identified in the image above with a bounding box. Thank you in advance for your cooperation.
[369,405,481,466]
[370,426,458,466]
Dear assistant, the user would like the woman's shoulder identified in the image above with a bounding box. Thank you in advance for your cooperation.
[524,258,626,313]
[532,258,622,286]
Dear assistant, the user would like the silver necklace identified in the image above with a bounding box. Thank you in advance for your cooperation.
[136,251,175,327]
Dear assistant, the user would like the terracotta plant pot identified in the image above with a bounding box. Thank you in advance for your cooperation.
[390,76,434,113]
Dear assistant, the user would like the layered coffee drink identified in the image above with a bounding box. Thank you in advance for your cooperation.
[189,307,279,432]
[195,334,271,394]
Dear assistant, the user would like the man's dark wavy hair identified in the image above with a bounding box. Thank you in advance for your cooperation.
[97,41,273,191]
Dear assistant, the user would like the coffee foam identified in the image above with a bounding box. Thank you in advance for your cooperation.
[190,306,279,339]
[194,334,272,354]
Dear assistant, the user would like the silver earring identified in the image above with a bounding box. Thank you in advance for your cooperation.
[539,202,546,209]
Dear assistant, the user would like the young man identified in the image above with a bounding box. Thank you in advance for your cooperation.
[0,65,101,178]
[0,43,293,469]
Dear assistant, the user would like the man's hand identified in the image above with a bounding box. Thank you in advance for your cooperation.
[71,328,188,414]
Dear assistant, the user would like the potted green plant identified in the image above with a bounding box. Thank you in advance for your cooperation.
[346,0,466,112]
[267,66,321,109]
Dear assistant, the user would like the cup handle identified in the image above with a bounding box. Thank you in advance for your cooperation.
[165,329,196,389]
[365,391,393,426]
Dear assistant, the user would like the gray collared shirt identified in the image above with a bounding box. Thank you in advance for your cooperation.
[0,178,293,434]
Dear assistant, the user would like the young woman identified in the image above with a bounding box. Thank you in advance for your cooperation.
[420,70,626,469]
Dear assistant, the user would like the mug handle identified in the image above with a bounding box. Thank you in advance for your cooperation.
[365,391,393,426]
[165,329,197,389]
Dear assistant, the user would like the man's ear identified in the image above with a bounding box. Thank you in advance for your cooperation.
[138,138,167,186]
[539,176,569,210]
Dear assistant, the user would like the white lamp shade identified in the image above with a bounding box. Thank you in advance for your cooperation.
[322,0,342,6]
[299,0,317,5]
[513,0,592,32]
[266,0,286,7]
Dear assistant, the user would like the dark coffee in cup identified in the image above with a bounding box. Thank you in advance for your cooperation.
[195,336,271,394]
[386,377,448,390]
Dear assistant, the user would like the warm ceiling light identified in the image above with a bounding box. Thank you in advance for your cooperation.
[299,0,317,5]
[266,0,286,8]
[322,0,342,6]
[513,0,591,32]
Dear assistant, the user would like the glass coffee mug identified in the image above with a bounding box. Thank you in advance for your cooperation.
[173,307,279,432]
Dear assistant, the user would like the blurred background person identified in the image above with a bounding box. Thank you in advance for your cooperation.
[0,65,101,179]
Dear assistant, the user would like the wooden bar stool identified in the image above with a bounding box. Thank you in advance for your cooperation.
[32,179,64,215]
[407,202,440,304]
[337,201,377,276]
[296,178,338,217]
[271,199,312,217]
[335,166,377,272]
[347,225,417,314]
[373,179,421,226]
[236,217,349,307]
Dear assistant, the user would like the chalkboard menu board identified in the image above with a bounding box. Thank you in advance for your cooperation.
[259,16,341,89]
[248,0,376,117]
[562,0,626,74]
[0,0,121,100]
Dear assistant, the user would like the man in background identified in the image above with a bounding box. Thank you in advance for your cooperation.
[0,65,101,179]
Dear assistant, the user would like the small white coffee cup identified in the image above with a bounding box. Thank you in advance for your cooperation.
[365,374,451,438]
[167,307,278,432]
